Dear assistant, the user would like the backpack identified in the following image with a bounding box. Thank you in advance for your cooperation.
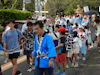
[58,40,66,54]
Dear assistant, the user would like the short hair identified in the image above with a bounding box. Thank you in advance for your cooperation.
[7,19,15,24]
[43,19,46,23]
[73,31,77,37]
[61,31,65,35]
[34,21,43,28]
[27,22,33,26]
[55,25,59,28]
[67,20,70,23]
[63,25,66,28]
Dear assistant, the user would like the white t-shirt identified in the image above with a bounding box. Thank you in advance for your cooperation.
[49,24,53,33]
[73,37,79,48]
[49,32,60,40]
[21,23,27,33]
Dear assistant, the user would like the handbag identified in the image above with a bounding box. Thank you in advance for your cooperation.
[58,40,66,54]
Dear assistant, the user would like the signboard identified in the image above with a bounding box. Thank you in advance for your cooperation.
[37,2,42,6]
[35,11,48,13]
[26,0,31,3]
[99,6,100,12]
[84,6,89,12]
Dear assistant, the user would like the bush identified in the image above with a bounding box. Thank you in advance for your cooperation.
[0,9,32,27]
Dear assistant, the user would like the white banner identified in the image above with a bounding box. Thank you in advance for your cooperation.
[99,6,100,12]
[84,6,89,12]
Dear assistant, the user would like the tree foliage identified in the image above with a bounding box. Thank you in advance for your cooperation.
[47,0,100,16]
[0,0,35,12]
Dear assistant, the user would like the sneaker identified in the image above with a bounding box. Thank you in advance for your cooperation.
[70,63,74,67]
[18,73,22,75]
[66,65,69,69]
[99,50,100,52]
[78,56,80,60]
[27,67,33,72]
[32,66,35,70]
[90,45,93,48]
[82,57,86,61]
[74,63,79,67]
[60,72,66,75]
[15,71,22,75]
[55,70,62,74]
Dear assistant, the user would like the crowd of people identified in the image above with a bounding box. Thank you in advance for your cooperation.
[1,13,100,75]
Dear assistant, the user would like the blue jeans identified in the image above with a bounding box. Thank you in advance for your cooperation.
[34,67,53,75]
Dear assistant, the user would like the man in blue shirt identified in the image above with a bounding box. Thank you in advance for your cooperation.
[33,21,56,75]
[66,20,73,34]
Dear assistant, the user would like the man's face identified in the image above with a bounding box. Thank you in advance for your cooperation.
[8,22,15,28]
[54,27,58,32]
[34,24,43,35]
[28,25,33,31]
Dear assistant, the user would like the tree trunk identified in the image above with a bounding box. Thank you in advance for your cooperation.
[1,0,5,6]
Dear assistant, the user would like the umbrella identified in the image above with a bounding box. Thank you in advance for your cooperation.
[83,10,99,15]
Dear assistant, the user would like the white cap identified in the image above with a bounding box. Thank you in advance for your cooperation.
[72,25,76,28]
[78,25,84,29]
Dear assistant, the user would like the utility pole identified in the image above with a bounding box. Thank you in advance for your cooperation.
[44,0,46,17]
[23,0,25,11]
[38,0,41,16]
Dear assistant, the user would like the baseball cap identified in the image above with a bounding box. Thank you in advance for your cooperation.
[26,16,31,19]
[58,27,66,32]
[72,25,76,28]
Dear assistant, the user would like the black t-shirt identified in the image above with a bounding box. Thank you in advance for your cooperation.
[60,37,66,53]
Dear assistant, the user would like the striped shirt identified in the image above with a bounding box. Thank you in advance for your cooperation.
[66,34,73,51]
[23,29,35,51]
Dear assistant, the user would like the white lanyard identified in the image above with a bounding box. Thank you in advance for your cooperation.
[37,36,44,57]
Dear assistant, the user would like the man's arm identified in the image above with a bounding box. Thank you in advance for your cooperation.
[55,43,63,49]
[3,43,7,51]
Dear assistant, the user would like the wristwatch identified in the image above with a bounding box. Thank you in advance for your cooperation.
[50,58,54,61]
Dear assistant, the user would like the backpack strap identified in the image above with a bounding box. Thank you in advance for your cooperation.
[53,32,58,38]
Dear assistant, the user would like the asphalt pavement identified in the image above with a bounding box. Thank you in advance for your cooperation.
[0,41,100,75]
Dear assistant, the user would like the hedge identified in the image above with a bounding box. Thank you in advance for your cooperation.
[0,9,32,27]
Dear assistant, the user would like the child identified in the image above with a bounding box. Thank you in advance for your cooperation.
[66,31,74,68]
[55,27,66,75]
[72,25,78,32]
[49,25,60,47]
[86,26,92,51]
[72,31,79,67]
[2,19,27,75]
[22,22,35,72]
[78,26,87,60]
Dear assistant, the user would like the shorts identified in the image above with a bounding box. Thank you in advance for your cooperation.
[72,48,79,54]
[23,50,33,55]
[55,53,66,63]
[66,51,72,58]
[9,52,20,59]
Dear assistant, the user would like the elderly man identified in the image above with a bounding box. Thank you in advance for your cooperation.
[33,21,56,75]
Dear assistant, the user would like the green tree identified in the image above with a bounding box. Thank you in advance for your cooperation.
[46,0,100,17]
